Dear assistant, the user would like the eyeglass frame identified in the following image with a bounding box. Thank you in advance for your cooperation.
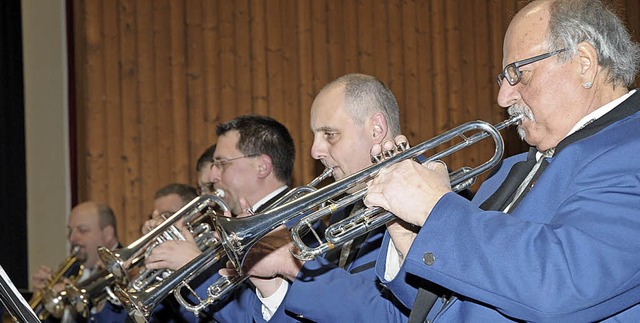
[210,154,259,170]
[496,48,566,86]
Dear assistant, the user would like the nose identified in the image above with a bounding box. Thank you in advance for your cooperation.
[310,136,327,160]
[209,164,221,183]
[68,230,79,245]
[496,81,521,108]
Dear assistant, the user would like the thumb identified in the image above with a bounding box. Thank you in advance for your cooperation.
[238,198,253,218]
[180,225,196,243]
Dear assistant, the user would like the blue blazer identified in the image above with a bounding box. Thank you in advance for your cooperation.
[377,90,640,322]
[279,205,409,322]
[203,205,408,322]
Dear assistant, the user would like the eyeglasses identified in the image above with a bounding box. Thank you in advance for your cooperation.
[496,48,566,86]
[211,154,259,170]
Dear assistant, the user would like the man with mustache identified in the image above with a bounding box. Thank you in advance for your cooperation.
[365,0,640,321]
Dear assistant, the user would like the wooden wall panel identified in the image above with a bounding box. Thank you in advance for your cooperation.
[71,0,640,244]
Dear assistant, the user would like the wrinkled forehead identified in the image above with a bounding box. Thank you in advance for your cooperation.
[503,1,551,64]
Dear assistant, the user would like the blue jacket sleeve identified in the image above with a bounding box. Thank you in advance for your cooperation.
[284,256,408,322]
[284,225,410,323]
[399,122,640,322]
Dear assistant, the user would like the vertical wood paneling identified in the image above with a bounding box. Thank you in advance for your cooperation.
[415,0,433,142]
[102,0,125,230]
[202,0,220,137]
[401,0,419,140]
[250,1,268,116]
[342,1,358,73]
[430,0,448,140]
[72,0,640,244]
[372,0,389,83]
[168,0,190,193]
[218,1,238,123]
[137,0,160,220]
[185,0,211,177]
[386,0,403,133]
[79,0,107,202]
[357,0,374,73]
[119,0,144,240]
[281,0,302,182]
[325,0,342,79]
[235,0,253,118]
[152,0,173,189]
[265,0,285,123]
[296,0,316,181]
[313,0,330,86]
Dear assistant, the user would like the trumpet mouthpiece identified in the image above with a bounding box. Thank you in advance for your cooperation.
[215,188,225,198]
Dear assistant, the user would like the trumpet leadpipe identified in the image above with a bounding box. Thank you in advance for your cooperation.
[115,243,226,323]
[321,115,524,250]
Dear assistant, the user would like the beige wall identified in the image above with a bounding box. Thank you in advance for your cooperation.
[22,0,70,287]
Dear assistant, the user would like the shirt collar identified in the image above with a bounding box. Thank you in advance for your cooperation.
[252,186,288,211]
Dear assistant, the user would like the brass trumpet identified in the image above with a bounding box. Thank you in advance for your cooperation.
[214,115,523,272]
[63,268,116,318]
[29,246,84,320]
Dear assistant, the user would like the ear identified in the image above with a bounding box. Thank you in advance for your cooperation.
[370,112,388,144]
[575,41,599,85]
[102,225,115,241]
[256,154,273,179]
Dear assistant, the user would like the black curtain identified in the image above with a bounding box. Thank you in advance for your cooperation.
[0,1,28,289]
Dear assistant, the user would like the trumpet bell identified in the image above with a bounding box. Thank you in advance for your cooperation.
[41,288,67,319]
[65,284,90,318]
[113,286,150,323]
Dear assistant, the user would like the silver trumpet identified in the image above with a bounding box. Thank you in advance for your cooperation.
[214,115,523,272]
[97,192,227,287]
[113,168,334,322]
[113,243,228,322]
[294,115,523,259]
[129,216,217,292]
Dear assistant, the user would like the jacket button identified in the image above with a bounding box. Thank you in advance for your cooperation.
[423,252,435,266]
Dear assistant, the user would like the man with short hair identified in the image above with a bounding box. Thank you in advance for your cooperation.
[144,115,297,321]
[236,74,416,322]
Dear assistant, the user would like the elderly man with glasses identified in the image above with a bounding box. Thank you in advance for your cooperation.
[365,0,640,322]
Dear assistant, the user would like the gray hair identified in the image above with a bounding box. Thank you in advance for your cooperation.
[323,74,401,137]
[545,0,640,87]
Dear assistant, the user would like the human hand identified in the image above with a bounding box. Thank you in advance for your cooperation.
[141,216,163,235]
[145,226,202,270]
[243,226,303,282]
[218,226,300,297]
[31,266,52,292]
[365,135,451,227]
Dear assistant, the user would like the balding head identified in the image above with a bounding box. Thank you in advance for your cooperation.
[68,201,118,268]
